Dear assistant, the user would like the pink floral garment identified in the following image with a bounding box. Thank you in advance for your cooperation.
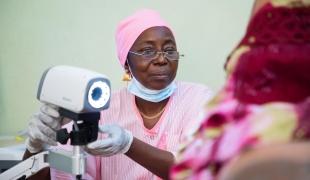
[171,1,310,179]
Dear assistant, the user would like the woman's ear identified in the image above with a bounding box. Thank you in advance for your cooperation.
[124,63,129,73]
[122,61,132,81]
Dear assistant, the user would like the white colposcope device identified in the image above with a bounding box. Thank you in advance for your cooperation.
[0,65,111,180]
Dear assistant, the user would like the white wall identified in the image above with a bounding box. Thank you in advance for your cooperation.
[0,0,253,135]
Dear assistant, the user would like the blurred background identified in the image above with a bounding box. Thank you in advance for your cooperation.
[0,0,253,135]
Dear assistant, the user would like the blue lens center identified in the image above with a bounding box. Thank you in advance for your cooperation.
[91,87,102,101]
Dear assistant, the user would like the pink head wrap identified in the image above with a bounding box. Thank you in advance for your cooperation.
[115,9,173,67]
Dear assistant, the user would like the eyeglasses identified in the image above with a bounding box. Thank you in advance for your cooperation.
[128,50,184,61]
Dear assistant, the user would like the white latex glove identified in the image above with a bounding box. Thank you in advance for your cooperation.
[86,124,134,157]
[25,104,62,153]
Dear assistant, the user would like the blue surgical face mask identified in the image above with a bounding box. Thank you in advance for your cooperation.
[126,58,177,102]
[127,76,177,103]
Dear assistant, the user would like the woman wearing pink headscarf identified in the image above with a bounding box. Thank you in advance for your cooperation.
[24,9,213,179]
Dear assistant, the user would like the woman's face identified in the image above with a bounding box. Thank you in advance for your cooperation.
[126,26,178,90]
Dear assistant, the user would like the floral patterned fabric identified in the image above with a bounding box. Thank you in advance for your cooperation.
[171,1,310,179]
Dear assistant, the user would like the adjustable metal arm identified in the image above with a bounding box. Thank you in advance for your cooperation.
[0,147,86,180]
[0,151,49,180]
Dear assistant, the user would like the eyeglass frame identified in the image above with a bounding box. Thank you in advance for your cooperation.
[128,50,184,62]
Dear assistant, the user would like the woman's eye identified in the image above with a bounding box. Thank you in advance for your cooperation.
[165,47,176,52]
[166,50,175,55]
[142,49,155,55]
[164,47,176,52]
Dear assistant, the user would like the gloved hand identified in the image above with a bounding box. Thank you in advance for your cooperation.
[25,104,63,153]
[85,124,134,157]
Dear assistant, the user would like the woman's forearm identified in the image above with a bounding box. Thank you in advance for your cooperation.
[125,137,175,179]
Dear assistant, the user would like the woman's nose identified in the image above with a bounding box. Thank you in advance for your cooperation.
[154,52,167,64]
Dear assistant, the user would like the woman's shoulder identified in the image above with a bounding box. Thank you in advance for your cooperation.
[107,87,133,109]
[110,87,130,99]
[175,81,213,96]
[170,81,213,107]
[100,87,131,119]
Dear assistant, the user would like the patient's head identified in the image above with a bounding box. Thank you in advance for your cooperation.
[225,0,310,104]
